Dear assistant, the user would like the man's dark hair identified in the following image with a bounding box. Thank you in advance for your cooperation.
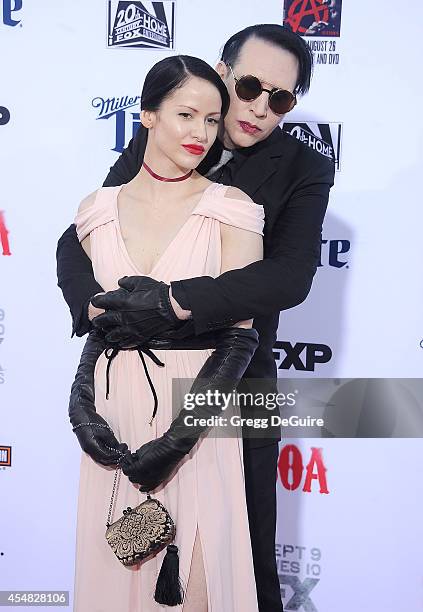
[220,24,313,96]
[141,54,230,116]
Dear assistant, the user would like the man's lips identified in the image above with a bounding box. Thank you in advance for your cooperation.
[182,144,205,155]
[238,121,261,135]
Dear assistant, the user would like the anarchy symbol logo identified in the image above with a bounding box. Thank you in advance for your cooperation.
[286,0,329,34]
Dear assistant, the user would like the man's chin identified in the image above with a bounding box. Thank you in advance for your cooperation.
[226,126,267,149]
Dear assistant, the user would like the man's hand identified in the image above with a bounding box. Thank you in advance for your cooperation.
[121,436,186,492]
[90,276,181,345]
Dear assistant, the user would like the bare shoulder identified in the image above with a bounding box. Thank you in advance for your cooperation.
[223,186,254,203]
[78,189,98,214]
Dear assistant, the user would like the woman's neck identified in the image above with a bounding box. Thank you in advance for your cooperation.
[131,144,204,199]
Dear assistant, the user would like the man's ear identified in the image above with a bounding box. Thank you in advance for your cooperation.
[141,109,155,129]
[215,61,228,81]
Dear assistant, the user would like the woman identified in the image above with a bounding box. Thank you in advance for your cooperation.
[69,55,264,611]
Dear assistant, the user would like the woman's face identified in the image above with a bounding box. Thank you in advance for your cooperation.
[143,76,223,172]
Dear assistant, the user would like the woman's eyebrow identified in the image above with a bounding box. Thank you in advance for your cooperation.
[176,105,221,115]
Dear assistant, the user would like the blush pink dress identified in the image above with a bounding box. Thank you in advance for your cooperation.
[73,182,265,612]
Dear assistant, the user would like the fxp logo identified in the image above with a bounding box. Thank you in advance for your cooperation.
[1,0,22,27]
[284,0,342,37]
[273,341,332,371]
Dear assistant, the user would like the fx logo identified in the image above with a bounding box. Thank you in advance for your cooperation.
[273,341,332,371]
[319,239,350,268]
[279,575,319,611]
[1,0,22,26]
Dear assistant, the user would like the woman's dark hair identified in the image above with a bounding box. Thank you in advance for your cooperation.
[220,24,313,96]
[141,55,229,116]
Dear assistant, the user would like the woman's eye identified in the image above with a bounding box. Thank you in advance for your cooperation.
[179,112,192,119]
[207,118,220,125]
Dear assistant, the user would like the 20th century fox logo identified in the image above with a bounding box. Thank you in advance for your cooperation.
[107,1,175,49]
[0,446,12,467]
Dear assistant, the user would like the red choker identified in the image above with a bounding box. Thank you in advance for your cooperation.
[142,161,193,182]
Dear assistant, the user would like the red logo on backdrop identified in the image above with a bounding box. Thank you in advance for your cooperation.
[278,444,329,494]
[284,0,342,37]
[0,211,11,256]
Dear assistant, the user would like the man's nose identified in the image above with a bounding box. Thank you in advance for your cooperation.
[250,92,269,118]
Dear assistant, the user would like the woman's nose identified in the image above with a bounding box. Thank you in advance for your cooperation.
[191,121,208,142]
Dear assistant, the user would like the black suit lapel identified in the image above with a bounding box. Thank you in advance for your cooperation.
[231,127,287,198]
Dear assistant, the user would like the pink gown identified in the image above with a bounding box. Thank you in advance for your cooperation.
[73,182,265,611]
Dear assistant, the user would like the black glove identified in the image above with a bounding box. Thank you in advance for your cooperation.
[90,276,181,346]
[69,330,128,466]
[121,327,259,491]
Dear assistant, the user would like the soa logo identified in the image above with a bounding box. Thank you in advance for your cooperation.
[1,0,22,26]
[0,212,11,256]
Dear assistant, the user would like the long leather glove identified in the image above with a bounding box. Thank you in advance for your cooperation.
[91,276,180,345]
[120,327,259,492]
[69,330,128,465]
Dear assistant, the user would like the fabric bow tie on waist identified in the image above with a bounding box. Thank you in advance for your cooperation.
[103,343,165,426]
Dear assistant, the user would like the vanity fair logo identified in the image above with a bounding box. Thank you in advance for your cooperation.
[0,212,11,256]
[282,121,342,170]
[107,1,175,49]
[92,94,141,153]
[1,0,22,26]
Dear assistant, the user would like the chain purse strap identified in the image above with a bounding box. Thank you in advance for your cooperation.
[106,460,150,528]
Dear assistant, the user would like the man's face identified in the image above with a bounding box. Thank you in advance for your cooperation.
[217,36,299,149]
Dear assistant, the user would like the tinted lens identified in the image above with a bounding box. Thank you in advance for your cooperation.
[269,90,296,115]
[235,75,262,101]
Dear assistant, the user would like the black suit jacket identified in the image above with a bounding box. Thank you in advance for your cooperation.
[57,125,335,447]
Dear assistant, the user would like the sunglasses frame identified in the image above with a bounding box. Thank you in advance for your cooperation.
[226,63,297,115]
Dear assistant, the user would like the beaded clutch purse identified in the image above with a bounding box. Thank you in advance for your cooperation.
[105,466,176,566]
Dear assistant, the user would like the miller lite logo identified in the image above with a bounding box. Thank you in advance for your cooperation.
[1,0,22,27]
[0,106,10,127]
[107,1,175,49]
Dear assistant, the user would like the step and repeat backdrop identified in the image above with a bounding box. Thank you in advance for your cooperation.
[1,1,423,610]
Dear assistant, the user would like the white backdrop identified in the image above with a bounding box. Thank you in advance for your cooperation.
[1,1,423,610]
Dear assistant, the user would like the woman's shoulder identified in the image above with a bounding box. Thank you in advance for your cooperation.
[197,182,265,235]
[74,186,119,242]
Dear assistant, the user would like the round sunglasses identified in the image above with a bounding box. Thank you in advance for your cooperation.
[226,63,297,115]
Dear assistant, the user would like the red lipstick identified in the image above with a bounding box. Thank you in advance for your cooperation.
[182,144,205,155]
[238,121,261,135]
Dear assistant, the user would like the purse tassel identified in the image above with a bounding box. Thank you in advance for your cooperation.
[154,544,183,606]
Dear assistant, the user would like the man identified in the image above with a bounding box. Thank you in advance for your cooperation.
[57,24,335,612]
